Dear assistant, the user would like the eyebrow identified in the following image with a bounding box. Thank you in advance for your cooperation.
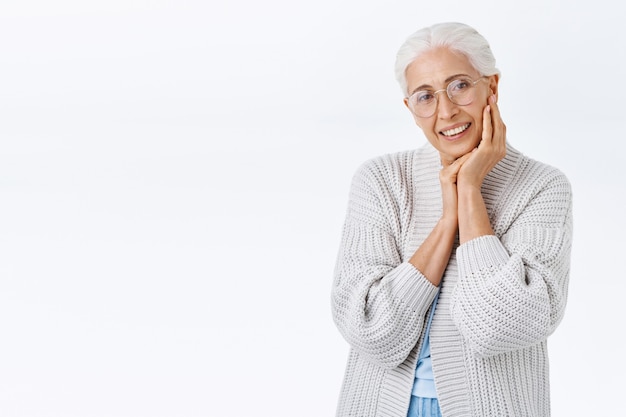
[409,73,471,96]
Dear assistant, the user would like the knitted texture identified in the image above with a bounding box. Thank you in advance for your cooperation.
[331,143,573,417]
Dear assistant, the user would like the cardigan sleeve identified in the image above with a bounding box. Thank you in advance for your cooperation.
[451,167,573,358]
[331,159,439,369]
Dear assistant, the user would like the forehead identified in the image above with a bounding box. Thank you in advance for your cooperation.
[405,47,477,90]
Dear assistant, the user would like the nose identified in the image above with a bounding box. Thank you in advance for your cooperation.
[435,91,458,119]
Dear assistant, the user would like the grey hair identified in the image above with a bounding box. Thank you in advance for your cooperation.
[394,22,500,97]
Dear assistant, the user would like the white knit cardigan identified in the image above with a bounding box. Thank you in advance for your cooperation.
[331,143,573,417]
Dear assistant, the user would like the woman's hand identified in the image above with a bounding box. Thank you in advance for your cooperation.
[409,152,473,286]
[439,152,472,225]
[453,94,506,243]
[457,94,506,189]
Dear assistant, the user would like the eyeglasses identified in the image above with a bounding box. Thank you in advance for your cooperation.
[407,76,487,118]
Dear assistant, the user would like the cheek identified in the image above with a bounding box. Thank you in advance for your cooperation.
[413,117,432,133]
[474,115,483,132]
[471,102,487,130]
[472,117,485,141]
[422,122,438,137]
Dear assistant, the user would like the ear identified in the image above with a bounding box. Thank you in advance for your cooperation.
[488,74,500,99]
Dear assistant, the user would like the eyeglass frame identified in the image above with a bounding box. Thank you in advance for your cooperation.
[406,75,489,118]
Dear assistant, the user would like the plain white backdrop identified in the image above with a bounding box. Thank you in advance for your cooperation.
[0,1,624,416]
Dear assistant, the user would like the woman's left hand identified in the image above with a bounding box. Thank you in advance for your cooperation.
[457,94,506,189]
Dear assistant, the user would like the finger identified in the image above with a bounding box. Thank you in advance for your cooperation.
[441,153,471,185]
[448,152,473,173]
[482,103,493,143]
[488,94,500,118]
[440,154,459,167]
[488,95,507,149]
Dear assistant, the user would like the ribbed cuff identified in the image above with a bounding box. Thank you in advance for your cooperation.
[456,235,510,277]
[388,262,439,313]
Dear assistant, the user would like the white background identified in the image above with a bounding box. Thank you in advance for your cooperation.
[0,1,624,416]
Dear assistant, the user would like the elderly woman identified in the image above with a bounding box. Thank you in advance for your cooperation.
[331,22,573,417]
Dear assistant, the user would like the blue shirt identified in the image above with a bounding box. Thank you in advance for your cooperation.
[411,290,440,398]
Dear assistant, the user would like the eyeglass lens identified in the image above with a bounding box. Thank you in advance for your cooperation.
[409,77,479,117]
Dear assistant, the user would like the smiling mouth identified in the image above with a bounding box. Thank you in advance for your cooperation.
[441,123,470,137]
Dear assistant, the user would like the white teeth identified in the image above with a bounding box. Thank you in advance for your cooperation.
[442,123,470,137]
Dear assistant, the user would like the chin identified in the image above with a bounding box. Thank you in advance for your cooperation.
[453,137,481,156]
[429,133,480,161]
[439,142,477,162]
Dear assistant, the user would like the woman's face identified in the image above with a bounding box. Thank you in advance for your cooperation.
[404,47,499,164]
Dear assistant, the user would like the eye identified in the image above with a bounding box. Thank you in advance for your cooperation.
[414,91,435,104]
[449,78,472,93]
